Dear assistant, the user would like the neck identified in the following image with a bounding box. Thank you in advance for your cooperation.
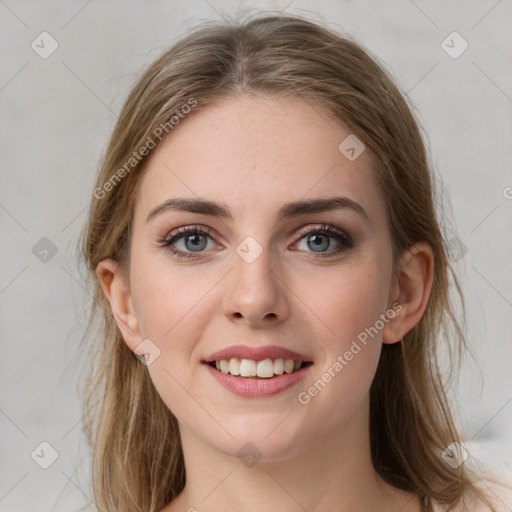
[164,396,420,512]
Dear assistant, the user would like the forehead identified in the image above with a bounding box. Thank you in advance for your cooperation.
[135,94,386,225]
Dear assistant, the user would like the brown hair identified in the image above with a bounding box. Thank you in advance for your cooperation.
[78,12,501,512]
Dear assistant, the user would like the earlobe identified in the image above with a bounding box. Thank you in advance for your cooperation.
[382,242,434,344]
[95,258,143,354]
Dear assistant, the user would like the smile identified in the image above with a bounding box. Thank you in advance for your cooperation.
[209,358,312,378]
[202,344,313,397]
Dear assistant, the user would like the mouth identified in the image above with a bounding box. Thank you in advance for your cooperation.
[206,358,314,379]
[203,344,313,379]
[202,345,313,397]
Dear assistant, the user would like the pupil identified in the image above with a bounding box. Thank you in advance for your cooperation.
[308,234,328,252]
[186,234,206,251]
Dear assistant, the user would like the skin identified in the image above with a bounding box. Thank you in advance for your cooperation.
[97,94,433,511]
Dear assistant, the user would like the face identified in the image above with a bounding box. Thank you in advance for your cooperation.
[117,94,400,461]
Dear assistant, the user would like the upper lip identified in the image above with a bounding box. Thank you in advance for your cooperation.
[203,344,313,363]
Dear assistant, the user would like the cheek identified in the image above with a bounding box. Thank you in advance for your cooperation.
[294,252,391,413]
[130,256,220,424]
[129,248,220,394]
[131,246,216,343]
[306,255,391,354]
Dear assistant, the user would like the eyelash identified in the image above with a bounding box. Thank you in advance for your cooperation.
[157,224,354,260]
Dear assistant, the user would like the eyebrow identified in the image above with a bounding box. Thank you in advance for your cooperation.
[146,196,371,225]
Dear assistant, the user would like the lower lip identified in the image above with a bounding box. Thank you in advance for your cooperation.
[204,363,312,398]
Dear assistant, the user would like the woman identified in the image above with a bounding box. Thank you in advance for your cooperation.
[79,13,508,512]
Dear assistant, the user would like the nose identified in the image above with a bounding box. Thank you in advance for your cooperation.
[222,244,290,327]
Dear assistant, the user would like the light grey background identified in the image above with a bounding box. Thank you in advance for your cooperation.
[1,1,511,510]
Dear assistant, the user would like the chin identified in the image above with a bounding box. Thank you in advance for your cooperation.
[207,414,311,463]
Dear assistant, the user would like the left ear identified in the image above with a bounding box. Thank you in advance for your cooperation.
[382,241,434,344]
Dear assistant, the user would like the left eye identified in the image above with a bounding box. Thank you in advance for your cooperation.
[295,232,341,253]
[292,225,354,256]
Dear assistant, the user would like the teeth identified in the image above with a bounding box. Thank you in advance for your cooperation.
[220,359,230,373]
[212,357,306,378]
[229,358,240,376]
[274,358,284,375]
[239,359,257,377]
[256,358,274,378]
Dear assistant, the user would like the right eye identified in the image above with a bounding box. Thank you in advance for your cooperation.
[158,225,219,259]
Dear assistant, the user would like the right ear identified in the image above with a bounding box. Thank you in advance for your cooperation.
[95,258,144,356]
